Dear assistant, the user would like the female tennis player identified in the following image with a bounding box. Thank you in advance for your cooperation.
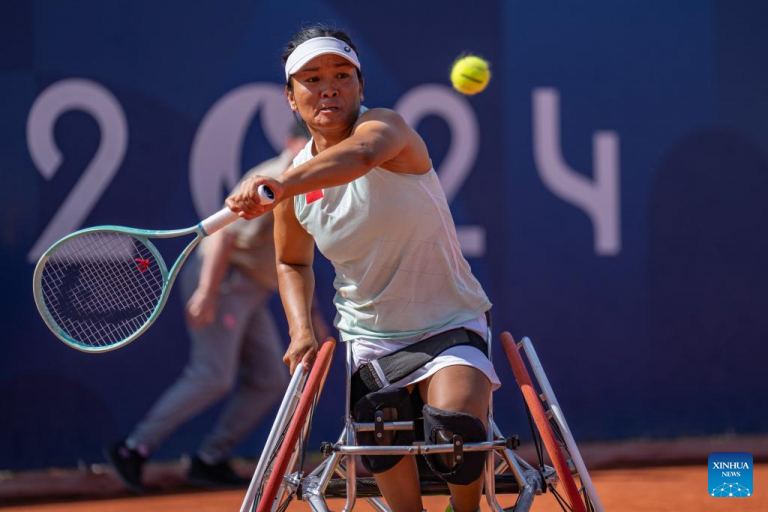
[226,25,498,512]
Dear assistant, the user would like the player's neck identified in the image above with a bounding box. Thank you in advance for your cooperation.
[310,125,354,154]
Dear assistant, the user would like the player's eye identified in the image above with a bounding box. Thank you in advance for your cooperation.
[305,76,319,83]
[337,73,349,79]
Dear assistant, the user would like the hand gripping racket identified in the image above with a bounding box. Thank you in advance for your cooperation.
[32,185,274,353]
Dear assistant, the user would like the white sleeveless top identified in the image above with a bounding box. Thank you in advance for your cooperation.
[292,139,492,342]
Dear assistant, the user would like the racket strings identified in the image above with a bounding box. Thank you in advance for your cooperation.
[48,234,161,318]
[43,237,160,344]
[44,242,150,342]
[40,232,165,347]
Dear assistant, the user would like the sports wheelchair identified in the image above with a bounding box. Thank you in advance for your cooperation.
[239,329,604,512]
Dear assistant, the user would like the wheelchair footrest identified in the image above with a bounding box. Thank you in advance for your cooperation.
[323,474,522,498]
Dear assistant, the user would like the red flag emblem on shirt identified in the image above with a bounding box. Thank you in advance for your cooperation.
[306,189,324,204]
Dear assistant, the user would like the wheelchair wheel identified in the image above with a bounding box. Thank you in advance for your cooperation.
[520,337,604,512]
[246,339,336,512]
[501,332,588,512]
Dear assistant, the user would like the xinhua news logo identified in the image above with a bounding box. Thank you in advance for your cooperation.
[709,452,753,497]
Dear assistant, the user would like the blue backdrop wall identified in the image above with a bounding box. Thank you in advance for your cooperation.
[1,0,767,470]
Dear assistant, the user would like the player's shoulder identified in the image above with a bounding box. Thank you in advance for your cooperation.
[356,107,407,130]
[359,107,401,121]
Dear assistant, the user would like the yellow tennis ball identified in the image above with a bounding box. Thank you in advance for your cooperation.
[450,55,491,95]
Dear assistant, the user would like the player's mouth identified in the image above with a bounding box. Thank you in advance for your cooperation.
[317,100,341,113]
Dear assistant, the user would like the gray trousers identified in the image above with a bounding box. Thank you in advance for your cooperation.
[127,255,288,463]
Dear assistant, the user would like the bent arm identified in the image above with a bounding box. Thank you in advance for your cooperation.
[226,110,428,220]
[278,109,414,197]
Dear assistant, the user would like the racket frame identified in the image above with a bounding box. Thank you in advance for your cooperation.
[33,221,210,353]
[33,185,272,353]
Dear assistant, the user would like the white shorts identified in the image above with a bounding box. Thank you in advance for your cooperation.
[348,314,501,391]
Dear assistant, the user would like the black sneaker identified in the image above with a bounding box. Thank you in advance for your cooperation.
[187,456,250,488]
[103,441,146,494]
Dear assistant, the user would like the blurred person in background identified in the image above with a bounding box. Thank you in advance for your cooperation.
[105,124,327,493]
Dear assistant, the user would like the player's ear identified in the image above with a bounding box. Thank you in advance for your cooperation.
[285,84,298,111]
[359,76,364,102]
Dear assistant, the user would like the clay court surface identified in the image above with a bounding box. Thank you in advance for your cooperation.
[3,465,765,512]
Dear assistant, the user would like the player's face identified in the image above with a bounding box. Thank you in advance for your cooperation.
[287,54,363,134]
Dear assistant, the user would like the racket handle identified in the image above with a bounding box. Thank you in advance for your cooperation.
[200,186,275,236]
[258,184,275,204]
[199,207,239,236]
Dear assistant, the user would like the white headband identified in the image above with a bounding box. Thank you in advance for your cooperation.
[284,36,361,82]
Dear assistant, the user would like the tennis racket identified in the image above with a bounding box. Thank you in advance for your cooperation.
[32,185,274,353]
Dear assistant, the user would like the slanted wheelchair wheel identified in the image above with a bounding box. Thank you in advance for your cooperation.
[501,332,590,512]
[250,339,336,512]
[520,337,604,512]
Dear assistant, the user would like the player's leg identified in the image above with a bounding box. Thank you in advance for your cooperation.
[356,385,424,512]
[196,289,288,468]
[126,263,250,450]
[106,259,248,491]
[373,456,424,512]
[418,365,491,512]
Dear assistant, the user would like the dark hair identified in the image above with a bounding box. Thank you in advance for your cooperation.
[282,24,362,88]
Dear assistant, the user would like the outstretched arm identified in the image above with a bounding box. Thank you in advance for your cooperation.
[274,194,320,375]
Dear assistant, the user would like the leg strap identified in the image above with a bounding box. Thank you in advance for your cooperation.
[351,328,487,401]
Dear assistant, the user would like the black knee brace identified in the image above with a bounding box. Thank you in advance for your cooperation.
[422,404,486,485]
[353,386,416,474]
